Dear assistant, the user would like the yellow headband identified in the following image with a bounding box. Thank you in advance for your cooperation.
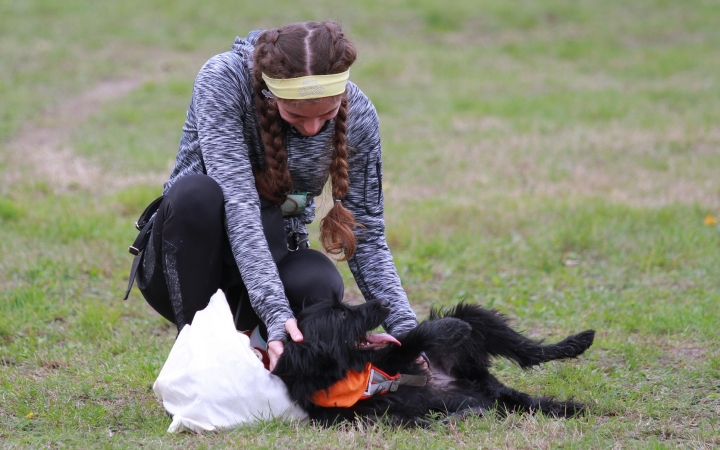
[261,70,350,100]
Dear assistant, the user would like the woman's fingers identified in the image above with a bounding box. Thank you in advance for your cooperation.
[267,340,284,371]
[285,318,304,343]
[268,318,304,371]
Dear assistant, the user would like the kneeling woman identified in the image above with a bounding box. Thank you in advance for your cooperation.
[129,21,418,370]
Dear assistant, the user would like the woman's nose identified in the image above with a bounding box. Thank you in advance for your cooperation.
[303,118,323,135]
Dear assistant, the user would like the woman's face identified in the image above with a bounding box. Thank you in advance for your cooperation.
[276,97,342,137]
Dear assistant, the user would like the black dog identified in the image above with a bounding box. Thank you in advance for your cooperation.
[272,298,595,426]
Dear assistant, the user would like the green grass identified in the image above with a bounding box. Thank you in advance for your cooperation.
[1,0,719,447]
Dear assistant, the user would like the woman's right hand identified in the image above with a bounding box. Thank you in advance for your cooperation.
[267,318,304,371]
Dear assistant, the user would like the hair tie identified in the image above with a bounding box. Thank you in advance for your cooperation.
[334,199,342,203]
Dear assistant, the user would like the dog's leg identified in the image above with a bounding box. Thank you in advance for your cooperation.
[333,396,437,428]
[441,406,487,423]
[496,391,585,418]
[309,406,368,427]
[389,317,471,367]
[350,390,486,427]
[440,304,595,368]
[478,372,585,418]
[425,394,487,416]
[529,330,596,364]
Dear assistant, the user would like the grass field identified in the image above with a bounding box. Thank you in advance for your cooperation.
[1,0,719,448]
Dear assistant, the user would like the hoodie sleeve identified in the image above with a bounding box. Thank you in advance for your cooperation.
[190,52,295,342]
[343,85,419,336]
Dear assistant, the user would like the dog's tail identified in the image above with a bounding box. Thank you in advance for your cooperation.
[433,303,595,368]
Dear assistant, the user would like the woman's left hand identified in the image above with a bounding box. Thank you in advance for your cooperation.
[268,318,304,371]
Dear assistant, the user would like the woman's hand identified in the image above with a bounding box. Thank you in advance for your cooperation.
[267,318,304,371]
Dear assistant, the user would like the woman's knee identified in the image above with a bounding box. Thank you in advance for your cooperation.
[163,174,224,230]
[277,249,344,312]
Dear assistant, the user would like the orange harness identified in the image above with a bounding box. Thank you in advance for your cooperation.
[310,362,427,408]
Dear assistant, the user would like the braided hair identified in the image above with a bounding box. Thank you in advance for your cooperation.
[253,21,359,260]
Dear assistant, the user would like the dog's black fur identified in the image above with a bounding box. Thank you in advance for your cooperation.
[273,298,595,426]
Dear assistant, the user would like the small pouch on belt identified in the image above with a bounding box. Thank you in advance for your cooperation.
[280,191,308,216]
[280,191,310,251]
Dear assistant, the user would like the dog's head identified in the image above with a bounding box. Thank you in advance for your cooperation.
[294,297,391,351]
[273,300,390,382]
[272,298,392,387]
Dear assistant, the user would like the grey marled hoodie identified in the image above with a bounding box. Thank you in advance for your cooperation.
[164,31,418,342]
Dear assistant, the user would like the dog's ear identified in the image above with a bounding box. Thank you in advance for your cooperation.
[272,342,342,379]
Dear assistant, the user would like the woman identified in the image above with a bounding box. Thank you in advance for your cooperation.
[131,21,418,370]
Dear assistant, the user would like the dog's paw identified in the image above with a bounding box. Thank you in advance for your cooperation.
[537,398,586,418]
[560,329,595,357]
[441,406,486,424]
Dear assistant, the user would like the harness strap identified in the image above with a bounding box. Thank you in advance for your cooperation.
[310,362,428,407]
[397,373,430,387]
[361,365,428,399]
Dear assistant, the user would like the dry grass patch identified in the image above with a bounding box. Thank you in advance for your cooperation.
[2,77,172,195]
[385,124,720,209]
[0,43,209,196]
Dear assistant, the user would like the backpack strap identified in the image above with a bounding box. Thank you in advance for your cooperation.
[124,193,299,305]
[123,196,164,300]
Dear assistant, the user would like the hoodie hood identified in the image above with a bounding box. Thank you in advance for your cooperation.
[231,30,263,62]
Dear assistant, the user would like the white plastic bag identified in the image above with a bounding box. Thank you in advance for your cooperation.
[153,289,307,433]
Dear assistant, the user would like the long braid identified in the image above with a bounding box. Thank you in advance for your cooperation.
[320,95,359,259]
[318,21,360,260]
[253,29,293,204]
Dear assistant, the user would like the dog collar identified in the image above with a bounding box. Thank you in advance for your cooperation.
[310,362,427,408]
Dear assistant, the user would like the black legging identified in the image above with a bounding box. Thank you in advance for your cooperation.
[136,174,344,338]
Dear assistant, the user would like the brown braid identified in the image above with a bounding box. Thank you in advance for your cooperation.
[320,95,359,260]
[252,21,360,260]
[252,28,292,204]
